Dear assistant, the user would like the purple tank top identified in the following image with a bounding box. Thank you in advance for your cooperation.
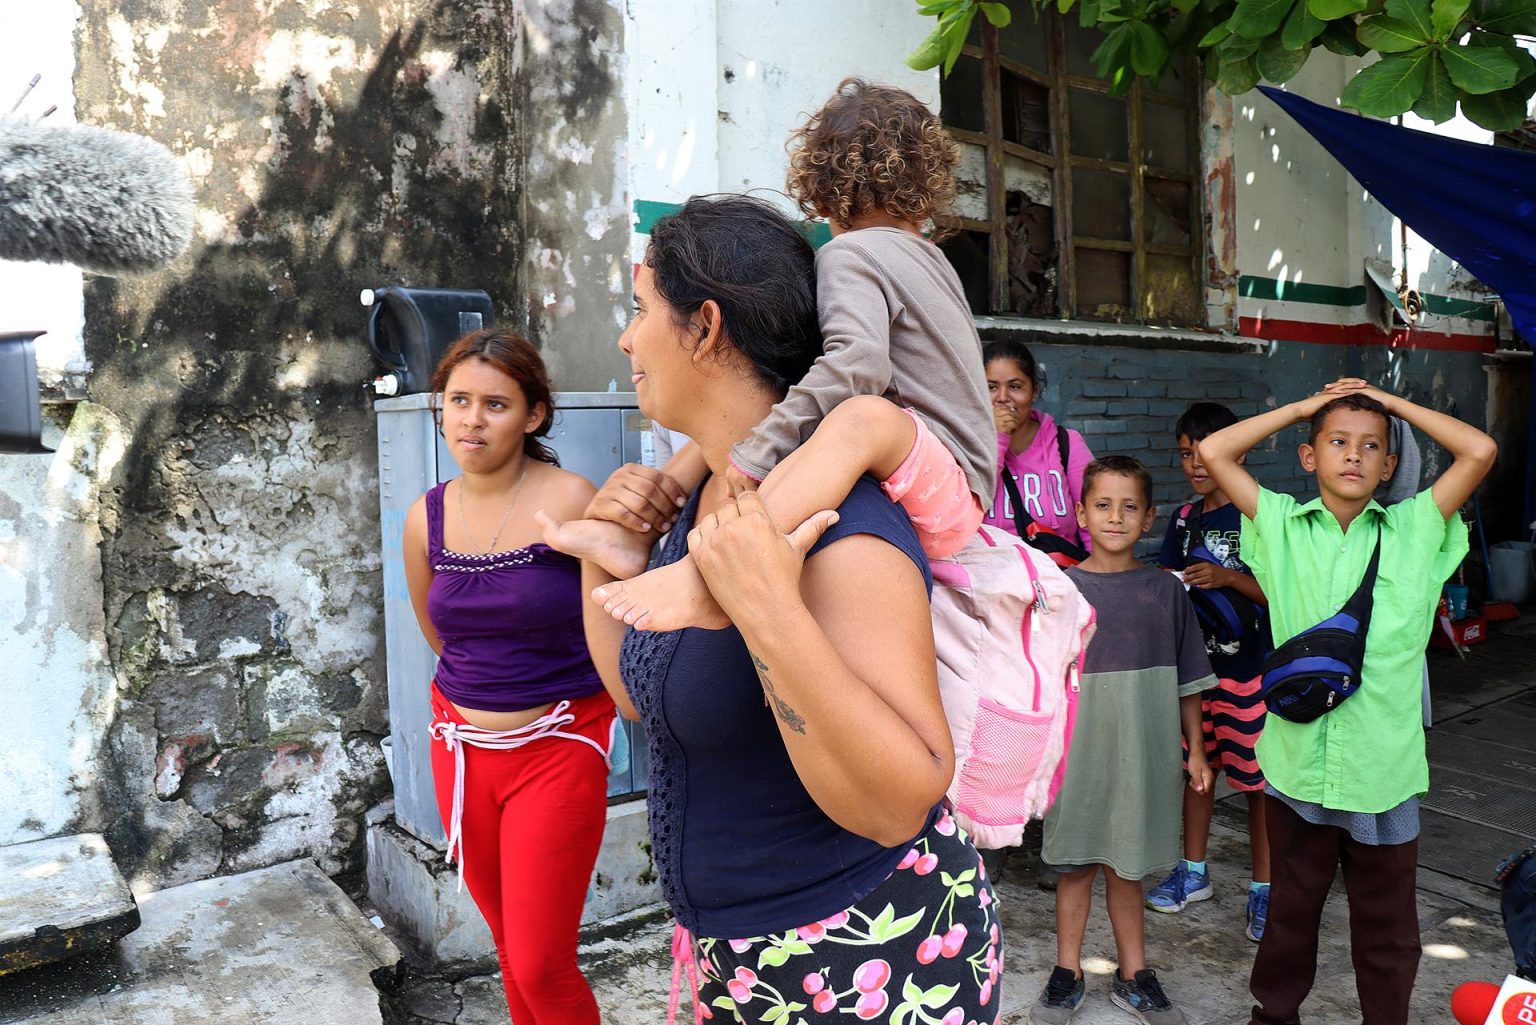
[425,481,604,712]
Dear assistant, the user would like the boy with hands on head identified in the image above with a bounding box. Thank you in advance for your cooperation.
[1197,378,1496,1025]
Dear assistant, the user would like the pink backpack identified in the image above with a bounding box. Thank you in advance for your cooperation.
[930,524,1096,849]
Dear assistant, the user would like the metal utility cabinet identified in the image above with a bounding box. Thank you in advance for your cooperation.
[366,391,659,963]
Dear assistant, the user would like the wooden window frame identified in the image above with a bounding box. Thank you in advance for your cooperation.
[943,15,1205,324]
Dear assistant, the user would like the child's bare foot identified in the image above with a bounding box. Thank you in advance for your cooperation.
[591,557,730,632]
[535,512,653,580]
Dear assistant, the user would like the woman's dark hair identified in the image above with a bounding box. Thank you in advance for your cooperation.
[982,339,1044,390]
[430,329,560,466]
[1175,402,1238,444]
[646,194,822,394]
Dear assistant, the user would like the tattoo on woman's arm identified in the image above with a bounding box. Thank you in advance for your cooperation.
[751,653,806,735]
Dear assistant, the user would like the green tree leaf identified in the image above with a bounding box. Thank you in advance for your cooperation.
[940,6,981,74]
[1310,0,1369,20]
[1356,14,1431,48]
[980,2,1014,25]
[1091,23,1134,76]
[1441,37,1519,92]
[1232,0,1300,36]
[1341,48,1432,114]
[1217,52,1263,91]
[1282,0,1329,46]
[1219,29,1264,56]
[917,0,969,14]
[1385,0,1436,38]
[1470,0,1536,35]
[1469,31,1536,83]
[1199,20,1235,44]
[1431,0,1472,34]
[1461,80,1536,127]
[1321,16,1371,50]
[1130,21,1173,73]
[1259,35,1312,79]
[905,25,948,70]
[1411,50,1460,119]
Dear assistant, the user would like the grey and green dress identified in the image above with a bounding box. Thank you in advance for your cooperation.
[1044,566,1217,880]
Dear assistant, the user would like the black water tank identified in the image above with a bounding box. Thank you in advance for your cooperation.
[362,286,496,396]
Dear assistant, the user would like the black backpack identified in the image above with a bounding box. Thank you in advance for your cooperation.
[1174,503,1268,658]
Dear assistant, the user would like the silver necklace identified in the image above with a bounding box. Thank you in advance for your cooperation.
[457,466,529,554]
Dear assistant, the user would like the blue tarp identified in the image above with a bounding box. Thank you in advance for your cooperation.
[1260,86,1536,344]
[1262,86,1536,528]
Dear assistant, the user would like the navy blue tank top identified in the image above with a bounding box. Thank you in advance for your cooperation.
[425,481,604,712]
[619,476,937,938]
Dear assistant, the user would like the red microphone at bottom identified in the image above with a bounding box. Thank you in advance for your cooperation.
[1451,980,1500,1025]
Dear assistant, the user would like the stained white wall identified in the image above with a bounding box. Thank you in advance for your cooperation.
[627,0,933,216]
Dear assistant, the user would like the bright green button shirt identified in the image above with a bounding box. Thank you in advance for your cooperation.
[1240,487,1468,813]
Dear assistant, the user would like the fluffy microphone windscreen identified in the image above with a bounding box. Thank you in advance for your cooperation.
[1451,980,1500,1025]
[0,117,194,275]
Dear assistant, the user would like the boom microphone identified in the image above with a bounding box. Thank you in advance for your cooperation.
[0,116,194,275]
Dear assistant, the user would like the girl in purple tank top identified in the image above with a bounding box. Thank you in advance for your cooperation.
[401,329,614,1025]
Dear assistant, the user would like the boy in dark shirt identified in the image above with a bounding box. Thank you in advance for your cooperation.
[1147,404,1272,943]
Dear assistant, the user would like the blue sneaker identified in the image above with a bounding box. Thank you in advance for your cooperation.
[1145,863,1213,913]
[1246,884,1270,942]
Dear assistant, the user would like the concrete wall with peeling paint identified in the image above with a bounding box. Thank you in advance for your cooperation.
[519,0,632,391]
[2,0,527,893]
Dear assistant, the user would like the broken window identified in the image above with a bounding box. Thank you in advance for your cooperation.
[938,13,1204,325]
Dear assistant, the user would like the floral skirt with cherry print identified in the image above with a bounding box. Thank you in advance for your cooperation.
[693,808,1002,1025]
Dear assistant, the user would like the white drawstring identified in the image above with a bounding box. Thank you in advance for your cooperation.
[428,699,614,890]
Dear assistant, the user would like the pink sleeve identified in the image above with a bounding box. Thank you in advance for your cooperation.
[1064,430,1095,549]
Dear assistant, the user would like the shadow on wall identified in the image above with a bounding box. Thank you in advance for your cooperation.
[62,1,527,890]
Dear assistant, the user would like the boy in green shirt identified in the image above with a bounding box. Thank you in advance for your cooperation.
[1198,378,1496,1025]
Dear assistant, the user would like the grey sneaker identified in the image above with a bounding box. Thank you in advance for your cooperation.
[1030,966,1085,1024]
[1110,969,1186,1024]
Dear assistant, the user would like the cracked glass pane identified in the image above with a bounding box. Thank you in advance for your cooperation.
[1142,101,1193,173]
[1145,178,1193,246]
[1070,88,1128,163]
[1001,71,1052,152]
[939,229,992,314]
[999,8,1049,71]
[1145,253,1203,323]
[941,56,987,135]
[1076,248,1131,317]
[1072,167,1130,241]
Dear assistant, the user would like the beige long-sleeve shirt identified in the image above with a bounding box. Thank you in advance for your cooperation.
[730,227,997,506]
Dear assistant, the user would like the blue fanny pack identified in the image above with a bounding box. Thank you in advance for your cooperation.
[1260,528,1382,723]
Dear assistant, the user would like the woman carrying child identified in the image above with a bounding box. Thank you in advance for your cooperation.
[982,339,1094,550]
[401,331,616,1024]
[567,194,1001,1023]
[578,77,997,633]
[1031,456,1215,1025]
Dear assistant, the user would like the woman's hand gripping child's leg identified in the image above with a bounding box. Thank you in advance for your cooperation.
[593,396,925,632]
[538,456,695,581]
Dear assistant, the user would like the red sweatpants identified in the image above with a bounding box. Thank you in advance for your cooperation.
[430,685,616,1024]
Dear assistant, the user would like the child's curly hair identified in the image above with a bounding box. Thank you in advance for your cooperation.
[785,78,961,234]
